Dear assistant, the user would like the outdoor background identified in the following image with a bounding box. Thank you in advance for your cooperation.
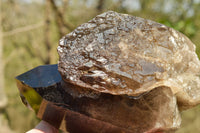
[0,0,200,133]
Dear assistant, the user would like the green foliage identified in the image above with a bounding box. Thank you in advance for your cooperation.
[159,18,198,38]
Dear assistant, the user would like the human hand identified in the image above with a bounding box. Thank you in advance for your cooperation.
[26,120,164,133]
[26,120,59,133]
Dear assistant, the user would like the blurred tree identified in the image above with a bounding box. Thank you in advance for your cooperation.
[0,1,13,133]
[44,0,51,64]
[0,0,7,109]
[49,0,74,37]
[97,0,105,12]
[61,0,69,15]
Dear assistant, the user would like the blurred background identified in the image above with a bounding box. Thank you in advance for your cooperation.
[0,0,200,133]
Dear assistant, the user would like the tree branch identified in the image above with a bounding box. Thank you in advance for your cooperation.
[49,0,74,37]
[44,0,52,64]
[3,21,44,37]
[97,0,105,12]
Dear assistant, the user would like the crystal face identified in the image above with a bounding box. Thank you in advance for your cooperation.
[58,11,200,110]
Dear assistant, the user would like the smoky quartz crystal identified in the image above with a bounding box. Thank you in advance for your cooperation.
[58,11,200,110]
[16,11,200,133]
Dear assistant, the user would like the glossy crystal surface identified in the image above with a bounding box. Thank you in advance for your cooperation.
[16,65,181,133]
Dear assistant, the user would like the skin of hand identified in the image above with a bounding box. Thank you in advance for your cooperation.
[26,120,164,133]
[26,120,59,133]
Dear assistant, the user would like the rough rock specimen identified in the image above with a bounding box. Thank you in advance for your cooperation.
[57,11,200,132]
[58,11,200,108]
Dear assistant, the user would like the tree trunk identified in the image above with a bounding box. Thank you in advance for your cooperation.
[62,0,68,14]
[49,0,73,38]
[0,0,7,109]
[97,0,105,13]
[44,0,52,64]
